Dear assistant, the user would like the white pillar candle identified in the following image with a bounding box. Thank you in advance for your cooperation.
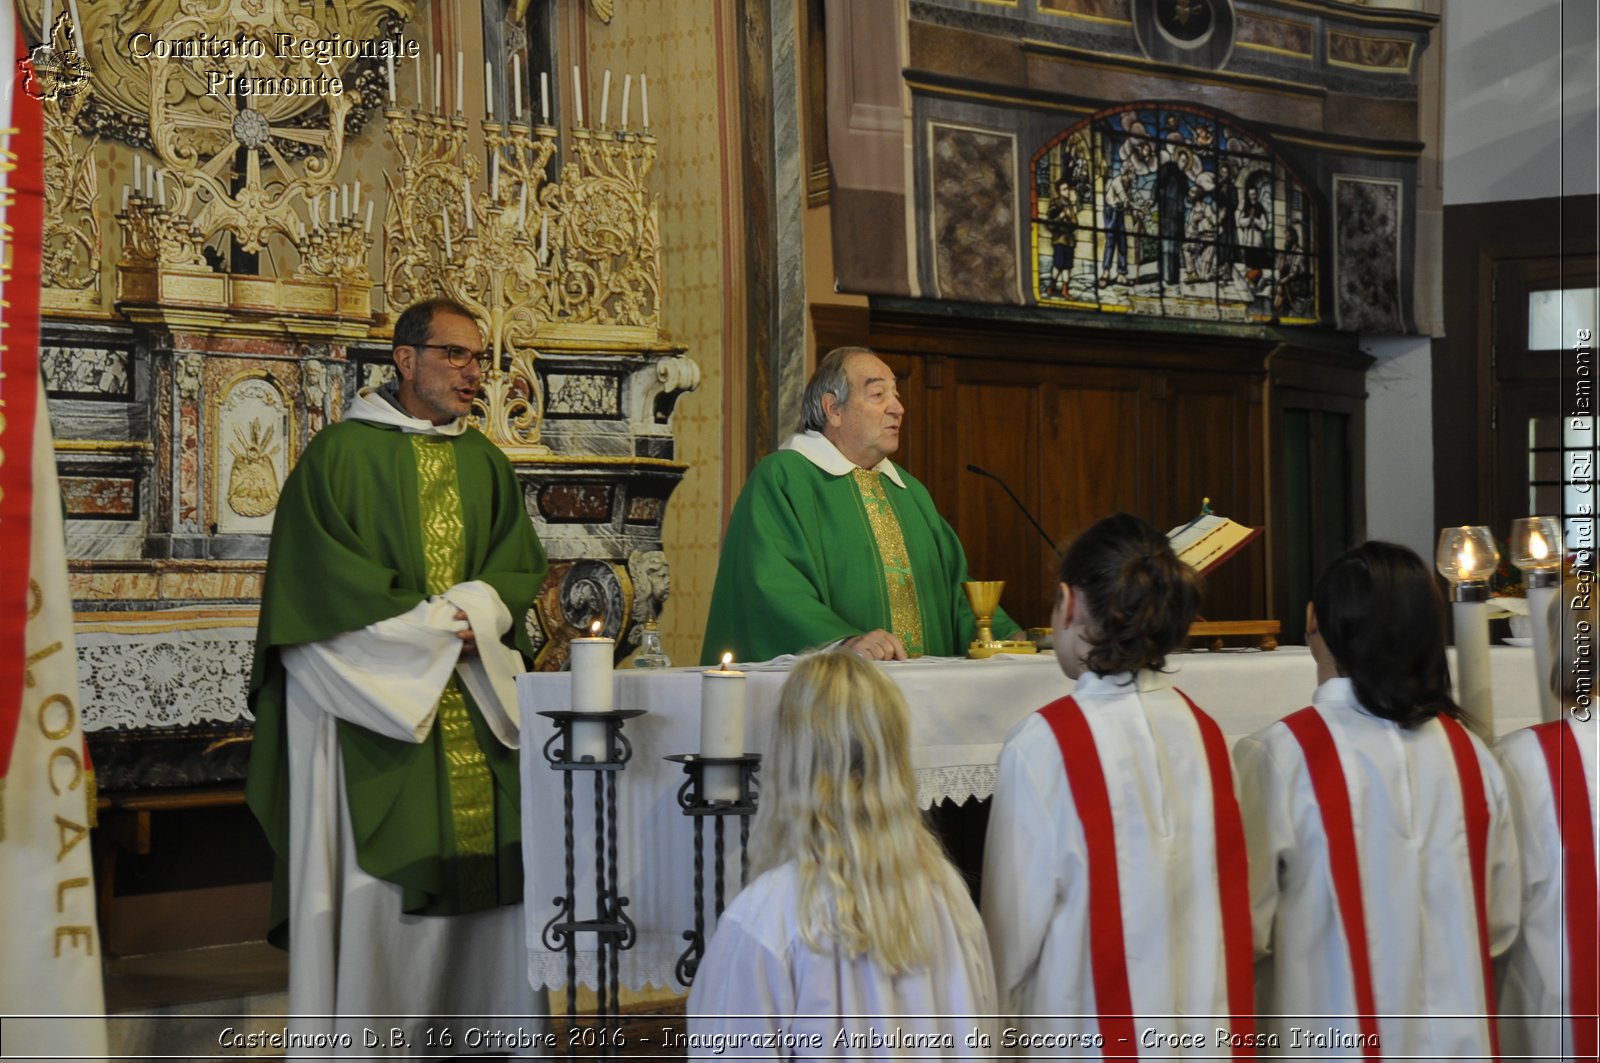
[701,654,746,801]
[455,51,464,115]
[513,55,523,120]
[386,51,396,104]
[640,73,650,129]
[484,60,494,120]
[490,153,499,199]
[434,53,442,114]
[121,184,128,211]
[1453,599,1494,735]
[462,179,474,229]
[414,51,424,107]
[540,71,550,122]
[572,65,584,126]
[133,155,141,192]
[518,183,528,227]
[353,180,361,216]
[570,625,615,762]
[65,0,85,59]
[145,167,153,200]
[600,69,611,129]
[621,73,632,128]
[42,0,52,39]
[328,188,337,222]
[342,182,350,217]
[297,220,307,240]
[364,200,375,234]
[1527,581,1561,722]
[154,169,165,206]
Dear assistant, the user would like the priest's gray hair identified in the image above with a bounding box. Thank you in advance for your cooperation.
[800,346,876,432]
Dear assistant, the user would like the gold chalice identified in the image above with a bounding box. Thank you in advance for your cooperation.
[963,580,1037,659]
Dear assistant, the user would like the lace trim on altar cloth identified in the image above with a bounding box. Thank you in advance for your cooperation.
[75,610,257,730]
[915,763,998,807]
[528,933,687,995]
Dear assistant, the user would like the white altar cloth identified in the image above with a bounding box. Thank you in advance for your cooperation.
[519,645,1540,993]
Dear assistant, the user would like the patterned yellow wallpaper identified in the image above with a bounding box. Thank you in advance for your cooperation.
[583,0,729,666]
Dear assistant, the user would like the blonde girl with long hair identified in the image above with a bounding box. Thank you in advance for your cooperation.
[687,652,997,1058]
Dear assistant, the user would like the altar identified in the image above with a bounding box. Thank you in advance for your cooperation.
[518,645,1541,993]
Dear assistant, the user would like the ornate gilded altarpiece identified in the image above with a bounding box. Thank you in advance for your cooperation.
[30,0,698,789]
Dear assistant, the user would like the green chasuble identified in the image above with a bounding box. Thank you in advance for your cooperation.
[701,447,1018,663]
[245,417,546,944]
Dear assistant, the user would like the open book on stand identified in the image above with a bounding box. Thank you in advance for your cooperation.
[1167,513,1262,575]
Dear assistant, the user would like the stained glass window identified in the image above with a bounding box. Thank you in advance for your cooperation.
[1031,104,1320,325]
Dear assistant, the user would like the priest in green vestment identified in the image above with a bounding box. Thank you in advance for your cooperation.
[245,299,549,1052]
[702,346,1018,664]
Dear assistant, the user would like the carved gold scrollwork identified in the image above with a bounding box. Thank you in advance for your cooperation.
[41,90,101,294]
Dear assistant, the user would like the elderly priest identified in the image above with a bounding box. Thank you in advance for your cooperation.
[702,346,1018,664]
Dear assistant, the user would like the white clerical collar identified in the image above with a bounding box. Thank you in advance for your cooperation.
[781,430,907,489]
[1072,669,1173,697]
[346,385,469,436]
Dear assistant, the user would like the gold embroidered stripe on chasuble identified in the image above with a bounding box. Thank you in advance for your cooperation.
[411,435,495,907]
[851,467,927,657]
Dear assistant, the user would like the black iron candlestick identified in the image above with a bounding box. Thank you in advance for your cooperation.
[538,708,645,1058]
[663,752,761,986]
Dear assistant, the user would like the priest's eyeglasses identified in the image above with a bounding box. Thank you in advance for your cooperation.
[414,343,489,368]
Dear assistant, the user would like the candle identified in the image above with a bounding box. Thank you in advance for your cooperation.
[621,73,632,128]
[456,51,464,115]
[342,182,350,217]
[329,188,337,223]
[463,179,474,229]
[65,0,85,59]
[155,168,165,206]
[570,621,615,762]
[414,51,424,107]
[600,68,611,129]
[519,183,528,227]
[297,220,307,240]
[540,71,550,122]
[386,50,396,104]
[145,167,153,200]
[1437,526,1497,733]
[133,155,141,192]
[489,153,499,199]
[42,0,52,39]
[364,200,375,234]
[701,653,747,802]
[434,53,442,114]
[484,60,494,119]
[120,184,128,211]
[442,208,453,258]
[311,194,320,228]
[641,73,650,129]
[353,180,361,216]
[1512,515,1565,722]
[572,65,584,126]
[513,56,523,120]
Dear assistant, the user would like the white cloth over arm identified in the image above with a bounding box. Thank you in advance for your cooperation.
[279,592,543,1057]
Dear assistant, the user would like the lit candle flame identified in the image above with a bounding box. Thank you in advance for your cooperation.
[590,620,602,636]
[1457,538,1475,581]
[1530,529,1549,561]
[721,652,733,669]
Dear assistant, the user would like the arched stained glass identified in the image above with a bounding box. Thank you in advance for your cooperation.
[1032,104,1319,325]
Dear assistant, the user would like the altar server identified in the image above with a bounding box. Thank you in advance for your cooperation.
[1497,581,1598,1062]
[687,652,998,1057]
[1235,541,1520,1057]
[982,513,1258,1057]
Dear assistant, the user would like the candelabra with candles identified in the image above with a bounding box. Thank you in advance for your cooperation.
[382,54,662,456]
[1437,525,1499,734]
[1511,516,1566,722]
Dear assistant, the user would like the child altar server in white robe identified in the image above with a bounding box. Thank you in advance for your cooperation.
[1497,581,1598,1062]
[687,652,998,1059]
[982,513,1260,1058]
[1235,541,1521,1058]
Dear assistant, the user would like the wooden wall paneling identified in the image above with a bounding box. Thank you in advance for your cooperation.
[1044,365,1149,547]
[949,362,1050,627]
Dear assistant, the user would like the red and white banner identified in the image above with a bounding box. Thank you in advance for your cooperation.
[0,6,108,1056]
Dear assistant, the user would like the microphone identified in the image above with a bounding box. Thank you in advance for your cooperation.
[966,464,1056,549]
